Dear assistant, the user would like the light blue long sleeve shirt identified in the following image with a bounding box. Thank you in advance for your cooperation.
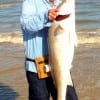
[20,0,61,72]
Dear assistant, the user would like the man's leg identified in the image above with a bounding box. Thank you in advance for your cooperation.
[26,71,50,100]
[46,77,57,100]
[66,85,78,100]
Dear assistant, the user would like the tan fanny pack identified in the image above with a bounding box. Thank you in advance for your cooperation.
[35,56,51,79]
[26,56,51,79]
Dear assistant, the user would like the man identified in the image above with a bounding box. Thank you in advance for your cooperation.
[20,0,61,100]
[20,0,78,100]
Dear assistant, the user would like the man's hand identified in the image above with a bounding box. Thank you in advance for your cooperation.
[48,9,59,21]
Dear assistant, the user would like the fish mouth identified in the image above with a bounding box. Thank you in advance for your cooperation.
[55,14,70,21]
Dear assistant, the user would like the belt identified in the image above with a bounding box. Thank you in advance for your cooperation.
[26,57,48,64]
[26,57,35,62]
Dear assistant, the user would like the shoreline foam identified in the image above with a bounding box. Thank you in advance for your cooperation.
[78,33,100,44]
[0,32,100,45]
[0,32,23,44]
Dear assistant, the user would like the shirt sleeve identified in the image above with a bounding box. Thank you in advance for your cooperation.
[20,0,51,33]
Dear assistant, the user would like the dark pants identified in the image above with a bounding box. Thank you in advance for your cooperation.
[26,71,57,100]
[26,71,78,100]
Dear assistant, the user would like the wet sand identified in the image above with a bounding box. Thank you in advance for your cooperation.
[0,34,100,100]
[72,44,100,100]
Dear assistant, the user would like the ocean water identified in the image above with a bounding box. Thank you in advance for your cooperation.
[0,0,100,34]
[0,0,22,33]
[76,0,100,34]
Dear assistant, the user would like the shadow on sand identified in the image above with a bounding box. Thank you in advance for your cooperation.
[0,83,19,100]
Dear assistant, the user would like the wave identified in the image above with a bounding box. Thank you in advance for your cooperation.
[78,33,100,44]
[0,32,23,44]
[0,2,15,7]
[0,31,100,44]
[77,28,100,35]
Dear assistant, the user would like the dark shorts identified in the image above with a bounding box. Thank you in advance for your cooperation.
[26,71,57,100]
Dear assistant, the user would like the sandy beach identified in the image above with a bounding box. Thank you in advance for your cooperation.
[0,33,100,100]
